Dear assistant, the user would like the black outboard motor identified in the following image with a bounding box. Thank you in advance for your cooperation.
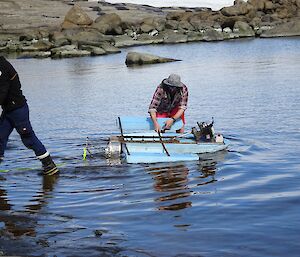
[192,118,215,142]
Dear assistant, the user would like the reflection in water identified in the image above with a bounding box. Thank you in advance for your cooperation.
[150,164,192,211]
[0,174,58,238]
[146,153,223,211]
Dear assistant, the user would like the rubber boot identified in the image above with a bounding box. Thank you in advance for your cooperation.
[40,155,59,176]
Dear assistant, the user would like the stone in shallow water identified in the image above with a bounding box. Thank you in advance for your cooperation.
[125,51,181,66]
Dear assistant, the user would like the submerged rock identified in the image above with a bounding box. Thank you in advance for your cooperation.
[51,45,91,58]
[18,51,52,59]
[125,51,181,66]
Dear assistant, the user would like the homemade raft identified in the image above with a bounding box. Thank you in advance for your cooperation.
[105,117,229,164]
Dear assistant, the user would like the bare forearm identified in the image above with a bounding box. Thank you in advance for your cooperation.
[172,109,184,120]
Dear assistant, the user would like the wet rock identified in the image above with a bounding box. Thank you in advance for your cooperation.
[100,43,121,54]
[18,51,52,58]
[92,13,123,35]
[162,30,188,43]
[260,19,300,37]
[223,27,239,39]
[203,29,224,41]
[49,31,70,47]
[79,45,107,55]
[4,41,21,53]
[114,34,151,47]
[138,33,164,44]
[51,45,91,58]
[233,21,255,37]
[125,51,181,66]
[20,40,54,52]
[62,4,93,28]
[186,31,205,42]
[66,30,113,46]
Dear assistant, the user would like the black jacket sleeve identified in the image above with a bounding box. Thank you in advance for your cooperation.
[0,57,11,106]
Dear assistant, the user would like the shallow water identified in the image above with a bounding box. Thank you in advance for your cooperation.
[1,38,300,257]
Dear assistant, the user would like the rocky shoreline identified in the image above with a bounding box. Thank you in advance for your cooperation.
[0,0,299,59]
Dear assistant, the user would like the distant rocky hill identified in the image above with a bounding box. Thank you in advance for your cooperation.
[0,0,299,58]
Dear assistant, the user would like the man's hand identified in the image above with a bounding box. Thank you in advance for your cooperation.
[164,118,174,130]
[154,122,161,132]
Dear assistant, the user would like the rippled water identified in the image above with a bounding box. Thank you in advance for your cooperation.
[1,38,300,257]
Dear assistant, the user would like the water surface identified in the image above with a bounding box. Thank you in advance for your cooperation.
[0,38,300,257]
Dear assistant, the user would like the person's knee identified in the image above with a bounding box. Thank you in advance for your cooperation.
[16,125,35,148]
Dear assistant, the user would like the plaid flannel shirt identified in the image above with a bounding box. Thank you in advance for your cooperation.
[148,83,188,114]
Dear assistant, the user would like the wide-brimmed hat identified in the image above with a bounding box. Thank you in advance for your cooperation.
[162,74,183,88]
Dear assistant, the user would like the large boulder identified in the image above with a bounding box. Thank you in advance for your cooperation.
[125,51,181,66]
[220,2,251,16]
[247,0,266,11]
[233,21,255,37]
[260,19,300,37]
[92,13,123,35]
[62,4,93,28]
[140,17,166,33]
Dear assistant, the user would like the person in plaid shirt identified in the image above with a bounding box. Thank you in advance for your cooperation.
[149,74,188,133]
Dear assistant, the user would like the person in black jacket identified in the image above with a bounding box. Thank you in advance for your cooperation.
[0,56,58,175]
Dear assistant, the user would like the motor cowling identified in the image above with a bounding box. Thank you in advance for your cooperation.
[191,120,223,143]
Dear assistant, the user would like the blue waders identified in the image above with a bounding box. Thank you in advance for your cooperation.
[0,103,58,175]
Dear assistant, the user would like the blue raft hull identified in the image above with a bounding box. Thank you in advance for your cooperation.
[107,116,229,164]
[122,132,228,164]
